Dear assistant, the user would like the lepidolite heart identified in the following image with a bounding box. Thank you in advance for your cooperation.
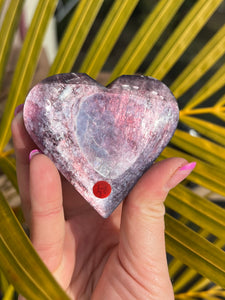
[23,73,179,218]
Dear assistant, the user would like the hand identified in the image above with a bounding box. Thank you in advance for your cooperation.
[12,109,195,300]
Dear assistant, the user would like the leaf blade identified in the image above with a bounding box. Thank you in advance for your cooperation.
[145,0,223,79]
[0,0,57,151]
[161,146,225,197]
[0,0,5,14]
[166,214,225,289]
[0,152,18,191]
[171,129,225,169]
[0,190,70,300]
[179,115,225,147]
[0,0,24,88]
[182,62,225,110]
[109,0,184,82]
[171,23,225,98]
[49,0,103,75]
[166,185,225,240]
[79,0,139,78]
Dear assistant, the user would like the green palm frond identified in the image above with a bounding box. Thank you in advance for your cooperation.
[166,214,225,289]
[0,0,225,299]
[180,116,225,146]
[145,0,223,79]
[109,0,185,82]
[0,0,5,14]
[1,285,15,300]
[49,0,104,75]
[171,23,225,98]
[181,63,225,112]
[171,130,225,168]
[0,270,13,299]
[0,190,70,300]
[79,0,139,77]
[0,150,18,191]
[0,0,24,89]
[169,222,225,299]
[0,0,58,151]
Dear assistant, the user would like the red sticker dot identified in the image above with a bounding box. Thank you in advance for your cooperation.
[93,181,111,198]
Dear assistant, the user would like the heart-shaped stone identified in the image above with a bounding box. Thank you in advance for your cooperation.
[23,73,179,218]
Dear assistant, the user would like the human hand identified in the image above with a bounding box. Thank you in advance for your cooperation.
[12,109,195,300]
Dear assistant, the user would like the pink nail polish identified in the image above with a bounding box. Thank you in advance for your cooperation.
[29,149,40,161]
[179,162,196,171]
[166,161,196,190]
[14,104,24,116]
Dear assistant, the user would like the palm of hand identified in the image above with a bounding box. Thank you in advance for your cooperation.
[60,182,122,299]
[58,181,148,299]
[29,162,172,300]
[12,111,186,300]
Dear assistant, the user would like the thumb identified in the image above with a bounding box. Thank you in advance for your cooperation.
[119,157,196,299]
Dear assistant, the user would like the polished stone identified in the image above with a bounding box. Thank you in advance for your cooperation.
[23,73,179,217]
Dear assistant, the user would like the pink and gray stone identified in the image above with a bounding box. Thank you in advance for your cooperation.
[23,73,179,218]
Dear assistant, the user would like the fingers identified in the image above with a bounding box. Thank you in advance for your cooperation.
[119,157,196,298]
[29,152,65,272]
[11,109,37,222]
[12,110,72,285]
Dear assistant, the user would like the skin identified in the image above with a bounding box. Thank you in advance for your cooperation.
[12,111,194,300]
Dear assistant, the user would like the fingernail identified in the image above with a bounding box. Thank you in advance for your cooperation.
[29,149,41,161]
[14,104,24,116]
[166,161,196,190]
[179,162,197,171]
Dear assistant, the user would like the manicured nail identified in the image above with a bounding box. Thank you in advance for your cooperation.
[14,104,24,116]
[29,149,41,161]
[166,161,196,190]
[179,162,197,171]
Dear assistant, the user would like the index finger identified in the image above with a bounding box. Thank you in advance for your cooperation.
[11,108,36,223]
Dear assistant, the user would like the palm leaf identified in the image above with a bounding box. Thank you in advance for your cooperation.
[214,95,225,123]
[168,220,225,299]
[161,146,225,197]
[171,23,225,98]
[180,116,225,146]
[79,0,139,78]
[166,185,225,240]
[109,0,185,82]
[175,287,225,299]
[167,221,225,296]
[0,0,5,14]
[49,0,103,75]
[1,285,15,300]
[145,0,223,79]
[165,214,225,289]
[168,229,224,297]
[0,190,70,299]
[0,270,11,298]
[171,130,225,169]
[0,0,58,151]
[0,151,18,191]
[0,0,24,88]
[182,63,225,111]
